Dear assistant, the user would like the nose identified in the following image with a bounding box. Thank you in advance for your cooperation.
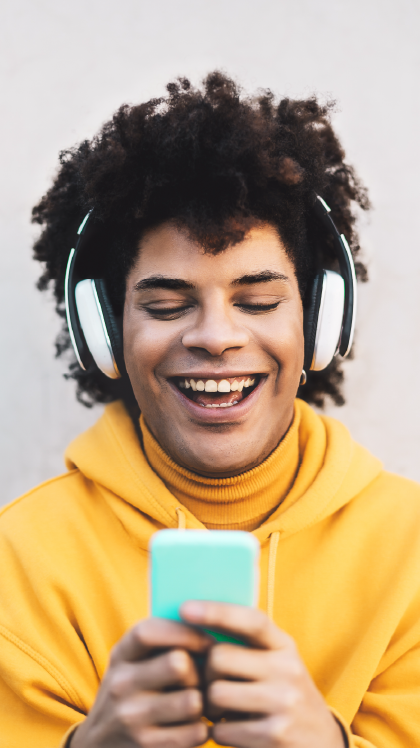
[182,302,250,356]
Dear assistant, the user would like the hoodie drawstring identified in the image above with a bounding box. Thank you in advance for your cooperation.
[267,531,280,620]
[176,507,186,530]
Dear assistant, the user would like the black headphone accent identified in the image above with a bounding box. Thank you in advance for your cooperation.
[303,272,324,371]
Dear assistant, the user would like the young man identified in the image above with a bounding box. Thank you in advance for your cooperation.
[1,73,419,748]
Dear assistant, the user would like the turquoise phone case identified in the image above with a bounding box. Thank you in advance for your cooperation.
[150,530,260,642]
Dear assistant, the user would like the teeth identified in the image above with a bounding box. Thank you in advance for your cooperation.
[179,376,258,392]
[205,402,234,408]
[205,380,218,392]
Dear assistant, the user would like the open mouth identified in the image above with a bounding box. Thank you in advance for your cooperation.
[173,375,262,408]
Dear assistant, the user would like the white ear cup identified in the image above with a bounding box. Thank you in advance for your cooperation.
[75,279,119,379]
[311,270,345,371]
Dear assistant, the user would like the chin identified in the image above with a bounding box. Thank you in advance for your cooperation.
[168,427,277,477]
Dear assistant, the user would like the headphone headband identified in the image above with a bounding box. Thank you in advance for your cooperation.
[65,211,95,371]
[313,196,357,357]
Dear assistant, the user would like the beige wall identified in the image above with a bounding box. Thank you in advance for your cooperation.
[1,0,419,506]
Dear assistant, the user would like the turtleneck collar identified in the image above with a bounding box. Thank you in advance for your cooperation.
[140,404,301,531]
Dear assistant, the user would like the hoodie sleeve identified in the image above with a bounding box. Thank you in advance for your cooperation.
[0,636,85,748]
[329,638,420,747]
[350,639,420,746]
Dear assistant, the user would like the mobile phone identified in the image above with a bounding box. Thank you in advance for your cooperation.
[150,529,260,642]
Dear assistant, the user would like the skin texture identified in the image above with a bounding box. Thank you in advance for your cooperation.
[123,222,304,477]
[71,224,344,747]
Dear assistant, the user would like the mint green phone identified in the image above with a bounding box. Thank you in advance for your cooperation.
[150,530,260,642]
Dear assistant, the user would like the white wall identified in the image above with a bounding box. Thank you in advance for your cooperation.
[1,0,419,506]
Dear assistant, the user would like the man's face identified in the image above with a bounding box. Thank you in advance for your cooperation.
[123,223,304,477]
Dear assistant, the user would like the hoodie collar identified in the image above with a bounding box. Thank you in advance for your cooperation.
[65,399,383,547]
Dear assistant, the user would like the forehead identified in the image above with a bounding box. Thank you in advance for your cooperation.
[131,223,297,282]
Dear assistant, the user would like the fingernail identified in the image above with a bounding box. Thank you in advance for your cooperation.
[181,601,206,620]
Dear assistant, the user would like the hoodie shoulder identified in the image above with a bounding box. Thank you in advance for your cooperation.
[0,469,95,538]
[364,468,420,513]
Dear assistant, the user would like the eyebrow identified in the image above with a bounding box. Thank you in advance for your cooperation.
[231,271,290,286]
[134,270,289,292]
[133,276,195,291]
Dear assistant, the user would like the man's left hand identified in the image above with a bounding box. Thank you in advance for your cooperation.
[181,601,345,748]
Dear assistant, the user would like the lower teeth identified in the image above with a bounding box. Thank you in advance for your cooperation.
[202,401,239,408]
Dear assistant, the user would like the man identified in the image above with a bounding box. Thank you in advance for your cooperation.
[1,72,419,747]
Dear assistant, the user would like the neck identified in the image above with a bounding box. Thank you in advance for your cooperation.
[140,405,301,531]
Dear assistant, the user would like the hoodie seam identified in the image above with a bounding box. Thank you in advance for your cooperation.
[103,409,178,526]
[0,623,86,712]
[296,458,385,536]
[256,436,357,541]
[262,471,382,542]
[0,470,80,521]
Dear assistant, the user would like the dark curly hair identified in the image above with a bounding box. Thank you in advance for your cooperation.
[32,71,369,411]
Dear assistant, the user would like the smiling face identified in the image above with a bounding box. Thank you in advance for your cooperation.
[123,222,304,477]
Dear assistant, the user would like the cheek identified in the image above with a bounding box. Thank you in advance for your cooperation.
[256,308,304,372]
[123,310,159,382]
[123,309,177,387]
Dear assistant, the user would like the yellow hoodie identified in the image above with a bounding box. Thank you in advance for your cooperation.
[1,399,420,748]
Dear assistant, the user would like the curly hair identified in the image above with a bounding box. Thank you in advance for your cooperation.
[32,71,369,411]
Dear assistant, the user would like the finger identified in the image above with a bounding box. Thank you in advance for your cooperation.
[208,680,294,715]
[206,644,281,682]
[181,602,290,650]
[119,688,203,727]
[132,721,208,748]
[109,649,201,697]
[111,617,213,664]
[212,716,290,748]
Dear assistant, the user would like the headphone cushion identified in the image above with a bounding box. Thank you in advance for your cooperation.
[75,280,119,379]
[311,271,345,371]
[303,272,324,371]
[93,278,124,373]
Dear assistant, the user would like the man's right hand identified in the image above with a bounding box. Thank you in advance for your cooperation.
[71,618,211,748]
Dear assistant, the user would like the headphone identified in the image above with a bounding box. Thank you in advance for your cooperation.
[64,195,356,380]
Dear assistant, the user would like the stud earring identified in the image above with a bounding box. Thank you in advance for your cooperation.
[300,369,307,386]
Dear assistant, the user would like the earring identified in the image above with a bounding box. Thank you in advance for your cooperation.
[300,369,307,386]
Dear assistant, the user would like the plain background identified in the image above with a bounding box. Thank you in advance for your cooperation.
[1,0,419,507]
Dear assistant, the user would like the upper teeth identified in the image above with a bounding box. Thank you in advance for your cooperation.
[179,377,256,391]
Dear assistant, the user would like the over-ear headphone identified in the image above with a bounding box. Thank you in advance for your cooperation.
[65,195,356,379]
[304,196,356,371]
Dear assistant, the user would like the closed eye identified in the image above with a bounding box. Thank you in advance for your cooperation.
[142,300,282,319]
[143,304,193,319]
[235,301,281,314]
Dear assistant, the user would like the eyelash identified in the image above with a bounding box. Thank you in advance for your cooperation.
[236,301,281,315]
[144,301,281,319]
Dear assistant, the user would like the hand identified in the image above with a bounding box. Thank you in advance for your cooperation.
[181,602,345,748]
[71,617,212,748]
